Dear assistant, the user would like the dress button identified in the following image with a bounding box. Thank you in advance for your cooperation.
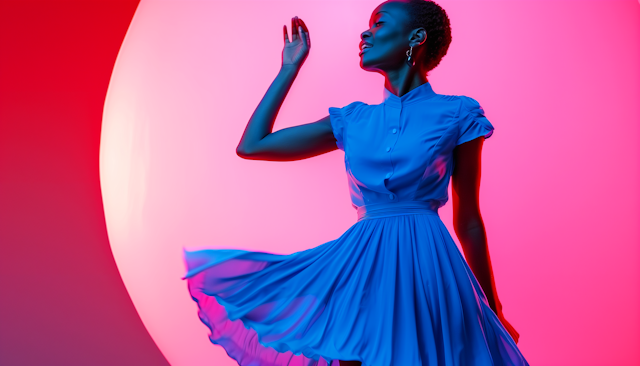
[386,147,391,152]
[392,128,397,134]
[385,172,391,179]
[389,194,394,199]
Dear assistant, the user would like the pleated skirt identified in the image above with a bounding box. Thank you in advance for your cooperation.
[182,201,530,366]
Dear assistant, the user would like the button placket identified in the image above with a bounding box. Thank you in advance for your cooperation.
[384,106,400,201]
[385,126,397,184]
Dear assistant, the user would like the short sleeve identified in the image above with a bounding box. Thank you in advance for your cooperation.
[456,96,494,146]
[328,101,364,152]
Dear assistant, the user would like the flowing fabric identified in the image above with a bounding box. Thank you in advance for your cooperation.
[183,82,530,365]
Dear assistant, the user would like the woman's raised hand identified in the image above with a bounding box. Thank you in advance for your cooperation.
[282,16,310,69]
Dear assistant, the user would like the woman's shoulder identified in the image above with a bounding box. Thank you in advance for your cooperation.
[433,93,478,104]
[343,100,369,112]
[330,100,369,111]
[430,93,484,117]
[329,101,370,122]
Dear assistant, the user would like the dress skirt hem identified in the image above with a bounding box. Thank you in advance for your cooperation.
[182,202,530,366]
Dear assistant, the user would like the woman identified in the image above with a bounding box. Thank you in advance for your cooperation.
[182,0,530,365]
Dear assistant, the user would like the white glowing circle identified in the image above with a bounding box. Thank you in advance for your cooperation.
[100,1,388,365]
[101,0,640,364]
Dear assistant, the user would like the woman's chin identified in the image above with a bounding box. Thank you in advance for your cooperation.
[359,61,374,71]
[360,65,379,73]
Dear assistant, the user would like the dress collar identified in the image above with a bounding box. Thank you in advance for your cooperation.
[382,81,437,108]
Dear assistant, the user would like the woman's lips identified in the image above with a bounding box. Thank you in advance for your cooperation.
[359,47,371,56]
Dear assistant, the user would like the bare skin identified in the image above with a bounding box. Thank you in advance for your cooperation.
[236,1,519,364]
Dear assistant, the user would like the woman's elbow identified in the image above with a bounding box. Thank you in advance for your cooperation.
[236,145,255,159]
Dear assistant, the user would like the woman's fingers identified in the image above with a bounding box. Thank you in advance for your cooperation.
[299,26,308,48]
[285,16,309,46]
[298,18,309,34]
[298,18,310,47]
[291,17,298,41]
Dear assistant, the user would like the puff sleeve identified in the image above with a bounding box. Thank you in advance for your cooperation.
[456,96,494,146]
[328,101,364,152]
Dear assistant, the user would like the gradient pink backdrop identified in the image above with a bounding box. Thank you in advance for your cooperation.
[1,1,637,366]
[101,1,640,365]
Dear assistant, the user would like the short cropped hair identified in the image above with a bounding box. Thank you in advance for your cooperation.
[403,0,452,73]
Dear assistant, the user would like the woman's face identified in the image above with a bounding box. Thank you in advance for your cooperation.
[359,1,412,73]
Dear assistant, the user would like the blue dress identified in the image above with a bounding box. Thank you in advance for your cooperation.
[182,82,530,366]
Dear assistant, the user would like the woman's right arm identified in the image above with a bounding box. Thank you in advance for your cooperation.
[236,66,337,161]
[236,17,338,161]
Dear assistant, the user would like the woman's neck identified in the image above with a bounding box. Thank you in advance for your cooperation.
[383,66,428,98]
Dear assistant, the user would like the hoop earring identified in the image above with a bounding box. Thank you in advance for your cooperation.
[406,46,414,67]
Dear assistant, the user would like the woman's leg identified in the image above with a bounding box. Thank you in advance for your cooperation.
[338,361,361,366]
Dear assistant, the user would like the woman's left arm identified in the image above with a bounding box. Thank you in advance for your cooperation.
[451,136,502,315]
[452,137,522,344]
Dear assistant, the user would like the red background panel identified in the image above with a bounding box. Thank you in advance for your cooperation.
[0,1,170,365]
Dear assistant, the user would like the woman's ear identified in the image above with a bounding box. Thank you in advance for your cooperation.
[410,27,427,47]
[420,28,427,46]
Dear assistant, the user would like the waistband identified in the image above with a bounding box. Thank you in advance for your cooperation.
[356,201,440,222]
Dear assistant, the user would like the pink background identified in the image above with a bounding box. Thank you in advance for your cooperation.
[2,1,639,366]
